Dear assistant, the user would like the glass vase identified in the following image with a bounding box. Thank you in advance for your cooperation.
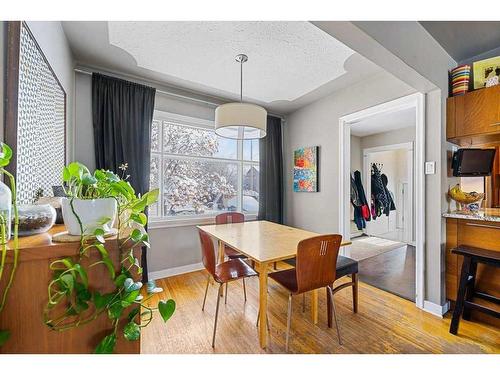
[0,180,12,243]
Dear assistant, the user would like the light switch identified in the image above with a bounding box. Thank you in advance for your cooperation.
[425,161,436,175]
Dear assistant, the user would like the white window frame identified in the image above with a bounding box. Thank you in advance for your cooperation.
[149,110,259,228]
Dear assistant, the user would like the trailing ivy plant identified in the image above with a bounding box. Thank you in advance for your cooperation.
[43,162,175,353]
[0,142,19,347]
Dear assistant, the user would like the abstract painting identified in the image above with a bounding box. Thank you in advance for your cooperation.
[293,146,318,192]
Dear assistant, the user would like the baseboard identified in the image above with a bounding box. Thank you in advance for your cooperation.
[148,262,204,281]
[423,300,450,317]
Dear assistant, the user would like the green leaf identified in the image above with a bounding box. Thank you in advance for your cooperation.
[130,213,147,226]
[0,329,10,346]
[75,282,91,302]
[94,228,105,244]
[93,291,114,309]
[114,274,127,287]
[73,264,88,288]
[94,169,106,181]
[123,322,140,341]
[62,166,71,182]
[130,229,143,242]
[158,299,176,322]
[82,173,97,185]
[0,143,13,167]
[94,333,116,354]
[123,290,140,304]
[60,274,74,292]
[107,302,124,320]
[127,307,140,322]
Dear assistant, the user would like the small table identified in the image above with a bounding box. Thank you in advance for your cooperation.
[197,220,351,348]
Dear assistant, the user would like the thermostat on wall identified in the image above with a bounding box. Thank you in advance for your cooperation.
[425,161,436,175]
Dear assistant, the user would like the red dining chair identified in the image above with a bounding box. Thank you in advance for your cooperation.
[198,229,258,348]
[215,212,250,302]
[269,234,343,352]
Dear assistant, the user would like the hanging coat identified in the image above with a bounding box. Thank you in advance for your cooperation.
[353,170,371,221]
[371,164,389,217]
[381,174,396,214]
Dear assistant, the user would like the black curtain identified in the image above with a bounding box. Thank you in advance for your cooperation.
[92,73,156,282]
[258,116,283,223]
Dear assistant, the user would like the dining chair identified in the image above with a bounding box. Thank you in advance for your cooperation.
[198,228,258,348]
[215,212,250,302]
[269,234,343,352]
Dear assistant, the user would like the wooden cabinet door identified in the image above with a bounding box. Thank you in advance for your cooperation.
[456,85,500,137]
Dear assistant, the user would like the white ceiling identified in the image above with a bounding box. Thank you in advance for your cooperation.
[350,107,415,137]
[62,21,383,114]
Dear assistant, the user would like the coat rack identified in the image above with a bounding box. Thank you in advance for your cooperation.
[371,162,384,172]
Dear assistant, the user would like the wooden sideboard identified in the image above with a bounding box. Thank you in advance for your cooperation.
[0,225,141,354]
[445,216,500,328]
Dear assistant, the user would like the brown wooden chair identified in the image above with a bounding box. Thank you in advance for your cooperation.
[198,229,258,348]
[269,234,343,352]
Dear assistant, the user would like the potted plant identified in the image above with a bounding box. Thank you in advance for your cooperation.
[45,161,174,353]
[0,142,19,347]
[61,162,121,235]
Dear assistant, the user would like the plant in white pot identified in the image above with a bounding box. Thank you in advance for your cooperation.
[61,162,121,235]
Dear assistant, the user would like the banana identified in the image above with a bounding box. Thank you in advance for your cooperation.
[448,184,484,204]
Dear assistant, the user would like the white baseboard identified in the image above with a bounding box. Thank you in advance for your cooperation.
[148,262,204,281]
[423,300,450,317]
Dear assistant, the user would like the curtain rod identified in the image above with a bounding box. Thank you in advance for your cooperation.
[74,67,286,120]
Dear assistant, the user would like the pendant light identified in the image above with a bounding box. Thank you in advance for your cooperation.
[215,54,267,139]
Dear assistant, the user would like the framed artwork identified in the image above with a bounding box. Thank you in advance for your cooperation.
[5,22,67,204]
[293,146,318,192]
[472,56,500,89]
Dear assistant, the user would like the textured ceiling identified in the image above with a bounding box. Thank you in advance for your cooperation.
[350,107,415,137]
[419,21,500,62]
[62,21,383,114]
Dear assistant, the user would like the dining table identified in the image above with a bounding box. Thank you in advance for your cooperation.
[197,220,351,349]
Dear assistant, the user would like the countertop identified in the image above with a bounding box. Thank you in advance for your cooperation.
[443,208,500,223]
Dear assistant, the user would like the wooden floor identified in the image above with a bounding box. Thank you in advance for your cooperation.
[141,266,500,354]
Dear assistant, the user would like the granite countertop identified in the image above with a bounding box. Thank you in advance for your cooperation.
[443,208,500,222]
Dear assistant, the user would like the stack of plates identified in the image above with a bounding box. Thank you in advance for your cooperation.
[451,65,471,96]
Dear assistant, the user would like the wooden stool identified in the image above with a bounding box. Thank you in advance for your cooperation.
[449,245,500,335]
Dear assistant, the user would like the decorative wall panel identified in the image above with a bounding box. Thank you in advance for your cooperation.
[15,23,66,204]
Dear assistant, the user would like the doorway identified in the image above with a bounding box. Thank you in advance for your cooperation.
[339,93,425,308]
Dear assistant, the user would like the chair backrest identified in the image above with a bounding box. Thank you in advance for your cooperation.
[215,212,244,225]
[198,229,216,277]
[295,234,343,293]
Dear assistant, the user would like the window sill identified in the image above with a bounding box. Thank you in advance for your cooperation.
[148,214,258,229]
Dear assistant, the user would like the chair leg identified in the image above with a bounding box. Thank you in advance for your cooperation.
[327,286,342,345]
[225,282,228,304]
[202,274,210,311]
[450,256,472,335]
[242,278,247,302]
[327,286,332,328]
[273,261,277,270]
[302,293,306,313]
[212,284,223,348]
[256,309,270,331]
[285,294,293,352]
[352,273,358,313]
[462,261,477,321]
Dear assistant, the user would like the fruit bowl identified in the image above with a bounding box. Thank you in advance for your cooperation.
[448,184,484,211]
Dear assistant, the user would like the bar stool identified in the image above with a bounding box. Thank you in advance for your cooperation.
[449,245,500,335]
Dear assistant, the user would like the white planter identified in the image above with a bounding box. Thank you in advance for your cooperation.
[61,198,117,235]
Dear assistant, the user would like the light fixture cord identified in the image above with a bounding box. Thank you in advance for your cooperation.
[240,59,243,103]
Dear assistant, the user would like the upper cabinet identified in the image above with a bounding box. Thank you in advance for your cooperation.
[447,85,500,145]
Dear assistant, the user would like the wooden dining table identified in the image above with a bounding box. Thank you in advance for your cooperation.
[197,220,351,349]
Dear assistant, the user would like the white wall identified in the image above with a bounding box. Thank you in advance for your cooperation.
[350,135,362,173]
[284,71,415,233]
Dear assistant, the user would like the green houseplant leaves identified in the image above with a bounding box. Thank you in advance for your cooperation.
[44,161,174,353]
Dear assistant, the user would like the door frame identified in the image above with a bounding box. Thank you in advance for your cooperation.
[338,92,425,309]
[362,142,414,244]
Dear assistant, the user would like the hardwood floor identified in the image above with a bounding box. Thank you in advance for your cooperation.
[141,266,500,354]
[358,245,415,301]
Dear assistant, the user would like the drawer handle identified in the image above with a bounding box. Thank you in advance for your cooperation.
[464,222,500,229]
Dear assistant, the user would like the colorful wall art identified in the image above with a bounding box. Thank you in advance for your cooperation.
[293,146,318,192]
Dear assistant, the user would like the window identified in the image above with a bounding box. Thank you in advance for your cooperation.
[149,112,260,220]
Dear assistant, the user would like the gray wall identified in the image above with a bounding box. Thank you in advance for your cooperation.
[360,126,415,150]
[25,22,75,161]
[74,71,217,276]
[350,135,362,173]
[283,71,415,233]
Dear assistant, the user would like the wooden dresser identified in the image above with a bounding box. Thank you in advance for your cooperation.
[444,211,500,328]
[0,225,141,354]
